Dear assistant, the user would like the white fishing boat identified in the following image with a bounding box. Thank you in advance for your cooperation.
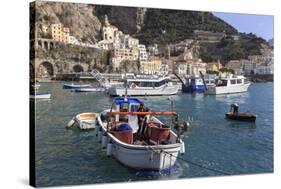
[66,112,98,129]
[97,97,187,171]
[30,92,51,99]
[205,75,251,95]
[108,76,178,96]
[74,87,105,93]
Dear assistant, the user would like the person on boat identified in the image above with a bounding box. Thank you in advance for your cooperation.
[136,102,149,138]
[231,103,239,114]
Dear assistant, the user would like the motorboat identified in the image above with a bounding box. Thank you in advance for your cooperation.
[96,97,186,171]
[107,75,178,96]
[63,83,92,89]
[30,92,51,99]
[74,87,105,93]
[66,112,98,129]
[205,75,251,95]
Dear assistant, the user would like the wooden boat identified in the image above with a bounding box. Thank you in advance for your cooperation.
[66,112,98,129]
[63,83,91,89]
[74,87,105,93]
[225,112,256,122]
[30,92,51,99]
[97,97,186,171]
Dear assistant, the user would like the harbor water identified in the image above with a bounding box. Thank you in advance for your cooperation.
[34,82,273,187]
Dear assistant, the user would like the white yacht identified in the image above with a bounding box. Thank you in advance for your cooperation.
[205,75,251,95]
[108,75,179,96]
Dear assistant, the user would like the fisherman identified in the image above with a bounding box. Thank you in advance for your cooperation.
[136,102,149,138]
[231,103,239,114]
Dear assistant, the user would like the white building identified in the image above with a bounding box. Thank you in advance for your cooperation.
[161,64,169,75]
[120,34,139,48]
[138,44,148,61]
[147,44,159,56]
[174,62,188,75]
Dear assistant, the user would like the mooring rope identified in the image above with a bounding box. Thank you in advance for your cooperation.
[146,146,231,175]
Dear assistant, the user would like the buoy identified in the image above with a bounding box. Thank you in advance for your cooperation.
[102,133,108,148]
[106,140,113,157]
[98,128,102,143]
[66,117,76,128]
[95,123,100,136]
[180,142,185,155]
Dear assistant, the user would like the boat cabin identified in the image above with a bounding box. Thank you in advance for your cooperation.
[126,77,171,89]
[215,76,249,87]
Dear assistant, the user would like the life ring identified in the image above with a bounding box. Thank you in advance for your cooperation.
[130,83,136,89]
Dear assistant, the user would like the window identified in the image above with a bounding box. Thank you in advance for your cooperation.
[237,79,242,84]
[230,80,236,85]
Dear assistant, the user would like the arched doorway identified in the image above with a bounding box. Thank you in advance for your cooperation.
[38,61,54,78]
[73,65,84,73]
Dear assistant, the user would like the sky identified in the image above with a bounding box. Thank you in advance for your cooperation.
[213,12,274,41]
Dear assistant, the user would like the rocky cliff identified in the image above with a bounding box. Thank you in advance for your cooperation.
[35,1,101,43]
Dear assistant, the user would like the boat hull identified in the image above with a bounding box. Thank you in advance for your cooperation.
[225,113,256,122]
[97,113,183,171]
[63,84,91,89]
[74,88,105,92]
[76,112,98,129]
[108,85,178,96]
[205,83,250,95]
[30,93,51,99]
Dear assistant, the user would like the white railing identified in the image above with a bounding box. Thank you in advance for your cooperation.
[91,69,110,88]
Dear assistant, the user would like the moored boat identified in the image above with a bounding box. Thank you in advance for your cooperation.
[67,112,98,129]
[63,83,92,89]
[108,75,178,96]
[74,87,105,93]
[97,97,186,171]
[30,92,51,99]
[205,75,251,95]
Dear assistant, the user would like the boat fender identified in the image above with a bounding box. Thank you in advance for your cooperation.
[66,117,76,128]
[98,128,102,143]
[106,141,113,157]
[180,142,185,155]
[102,133,108,149]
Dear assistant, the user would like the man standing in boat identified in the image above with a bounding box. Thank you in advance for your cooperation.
[137,102,149,138]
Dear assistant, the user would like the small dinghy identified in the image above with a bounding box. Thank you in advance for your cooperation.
[225,104,256,122]
[74,87,105,93]
[30,92,51,99]
[63,84,91,90]
[66,112,98,129]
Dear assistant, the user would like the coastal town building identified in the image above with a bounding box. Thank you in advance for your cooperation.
[174,62,188,75]
[102,15,123,43]
[138,44,148,61]
[206,60,222,72]
[120,34,139,48]
[147,44,159,57]
[139,59,162,75]
[50,23,70,43]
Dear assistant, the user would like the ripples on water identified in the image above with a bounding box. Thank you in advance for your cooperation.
[34,82,273,187]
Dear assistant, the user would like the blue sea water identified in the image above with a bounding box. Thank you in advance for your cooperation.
[34,82,273,187]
